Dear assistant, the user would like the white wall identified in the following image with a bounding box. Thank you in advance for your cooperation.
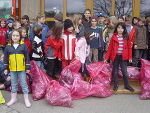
[21,0,40,20]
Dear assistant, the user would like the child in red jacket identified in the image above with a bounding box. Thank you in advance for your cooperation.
[19,27,32,55]
[44,22,63,79]
[61,19,77,68]
[104,22,134,92]
[0,19,8,51]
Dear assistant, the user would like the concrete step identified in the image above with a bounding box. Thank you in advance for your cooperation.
[111,79,141,94]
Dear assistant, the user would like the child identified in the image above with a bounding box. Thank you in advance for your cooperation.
[31,25,44,69]
[30,13,49,43]
[88,16,104,62]
[0,52,11,89]
[21,15,31,37]
[4,29,31,107]
[82,9,91,29]
[13,21,21,30]
[0,19,8,51]
[133,18,147,67]
[44,22,63,79]
[125,16,135,49]
[72,14,85,38]
[75,31,92,81]
[61,19,77,68]
[19,27,32,54]
[6,18,14,42]
[104,22,134,92]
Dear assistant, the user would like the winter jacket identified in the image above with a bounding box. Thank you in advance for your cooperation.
[105,33,132,62]
[75,37,90,63]
[31,35,44,61]
[128,26,135,48]
[61,30,77,60]
[44,35,63,59]
[134,25,147,49]
[4,42,30,71]
[23,37,32,54]
[30,22,49,43]
[0,27,7,46]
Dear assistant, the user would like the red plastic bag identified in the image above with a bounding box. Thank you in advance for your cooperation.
[71,78,100,100]
[140,59,150,99]
[92,83,112,98]
[64,60,81,73]
[29,61,52,101]
[59,69,82,90]
[119,66,140,80]
[45,80,73,107]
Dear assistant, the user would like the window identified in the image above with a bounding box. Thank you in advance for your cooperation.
[140,0,150,16]
[94,0,111,16]
[45,0,63,18]
[0,0,12,18]
[67,0,85,17]
[115,0,132,16]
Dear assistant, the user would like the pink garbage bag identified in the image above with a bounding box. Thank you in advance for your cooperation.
[140,59,150,99]
[119,66,140,80]
[29,61,52,101]
[45,80,73,107]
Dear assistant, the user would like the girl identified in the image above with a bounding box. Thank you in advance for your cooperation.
[82,9,91,29]
[31,25,44,69]
[19,27,32,54]
[72,14,85,38]
[75,31,93,81]
[44,22,63,79]
[61,19,77,68]
[133,18,147,67]
[0,19,8,51]
[6,18,14,42]
[104,22,134,92]
[13,21,21,30]
[4,29,31,107]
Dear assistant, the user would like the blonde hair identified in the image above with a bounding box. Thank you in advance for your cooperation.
[72,14,82,27]
[36,13,45,20]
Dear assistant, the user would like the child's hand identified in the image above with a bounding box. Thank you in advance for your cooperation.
[104,60,108,63]
[6,76,11,81]
[129,60,132,63]
[134,45,137,49]
[26,70,30,73]
[4,70,8,75]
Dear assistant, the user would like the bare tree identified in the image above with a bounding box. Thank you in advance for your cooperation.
[94,0,132,17]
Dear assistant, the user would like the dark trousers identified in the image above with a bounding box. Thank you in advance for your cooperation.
[133,49,147,67]
[112,55,130,87]
[46,58,62,79]
[98,50,104,61]
[0,73,11,88]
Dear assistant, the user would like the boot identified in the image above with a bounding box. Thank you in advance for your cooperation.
[123,75,134,92]
[7,93,17,106]
[113,84,118,91]
[125,85,134,92]
[24,94,31,108]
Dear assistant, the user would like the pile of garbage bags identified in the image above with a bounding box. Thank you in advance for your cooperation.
[28,60,112,107]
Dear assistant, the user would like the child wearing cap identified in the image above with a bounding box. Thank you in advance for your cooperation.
[61,19,77,68]
[6,18,14,42]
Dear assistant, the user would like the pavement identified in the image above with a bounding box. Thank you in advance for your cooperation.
[0,90,150,113]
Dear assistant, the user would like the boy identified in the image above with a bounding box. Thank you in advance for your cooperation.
[30,13,49,43]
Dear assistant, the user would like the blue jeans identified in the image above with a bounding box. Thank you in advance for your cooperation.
[10,71,29,94]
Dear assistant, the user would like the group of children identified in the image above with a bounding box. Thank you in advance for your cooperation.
[0,8,150,108]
